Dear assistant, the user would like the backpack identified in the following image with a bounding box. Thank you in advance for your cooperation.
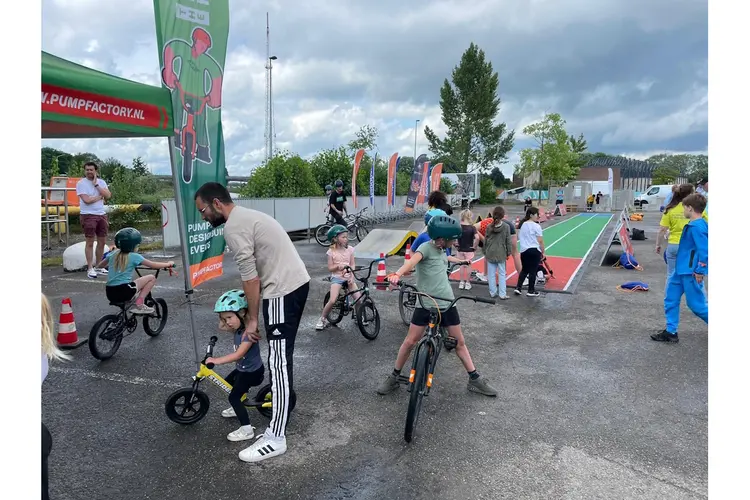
[615,252,643,271]
[631,228,646,241]
[617,281,649,292]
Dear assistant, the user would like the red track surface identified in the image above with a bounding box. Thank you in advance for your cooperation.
[449,255,583,292]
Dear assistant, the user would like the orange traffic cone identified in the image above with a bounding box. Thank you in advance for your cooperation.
[57,298,86,349]
[376,253,387,289]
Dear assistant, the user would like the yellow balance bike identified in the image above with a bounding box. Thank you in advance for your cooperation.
[164,336,296,425]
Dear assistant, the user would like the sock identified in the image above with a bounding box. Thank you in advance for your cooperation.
[136,297,144,306]
[468,370,480,380]
[392,368,401,377]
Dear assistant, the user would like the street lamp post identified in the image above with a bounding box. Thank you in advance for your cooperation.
[267,55,278,159]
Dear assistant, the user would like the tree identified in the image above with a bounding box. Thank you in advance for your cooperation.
[646,153,708,184]
[132,156,149,176]
[515,113,578,199]
[241,151,322,198]
[309,146,355,191]
[347,125,378,153]
[67,161,84,178]
[652,165,680,185]
[568,133,588,175]
[424,43,515,173]
[488,166,510,188]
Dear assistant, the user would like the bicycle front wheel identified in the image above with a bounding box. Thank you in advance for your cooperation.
[143,298,168,336]
[398,288,416,326]
[405,343,431,443]
[315,224,331,246]
[356,297,380,340]
[356,223,370,241]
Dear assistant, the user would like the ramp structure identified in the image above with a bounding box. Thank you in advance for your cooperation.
[354,221,424,260]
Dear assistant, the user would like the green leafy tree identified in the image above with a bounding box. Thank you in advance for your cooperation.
[515,113,577,199]
[132,156,149,176]
[479,178,498,204]
[568,133,588,175]
[309,146,353,192]
[100,157,127,179]
[67,160,85,178]
[488,166,511,188]
[424,43,515,173]
[652,165,680,185]
[241,151,322,198]
[347,125,378,153]
[439,178,455,194]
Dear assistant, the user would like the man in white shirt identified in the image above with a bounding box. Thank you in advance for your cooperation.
[76,162,112,278]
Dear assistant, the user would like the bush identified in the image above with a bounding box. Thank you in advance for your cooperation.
[479,179,498,204]
[242,151,322,198]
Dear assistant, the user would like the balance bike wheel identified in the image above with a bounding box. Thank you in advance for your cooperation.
[253,383,297,420]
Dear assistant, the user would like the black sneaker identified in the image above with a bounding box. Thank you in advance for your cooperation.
[514,289,522,296]
[526,291,540,297]
[650,330,679,343]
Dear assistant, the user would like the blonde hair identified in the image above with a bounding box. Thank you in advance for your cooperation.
[460,209,473,224]
[112,249,133,273]
[42,294,70,361]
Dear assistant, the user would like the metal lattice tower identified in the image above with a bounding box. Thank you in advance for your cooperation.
[264,13,271,163]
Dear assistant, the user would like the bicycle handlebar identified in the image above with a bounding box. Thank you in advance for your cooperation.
[204,335,218,369]
[395,282,496,309]
[344,257,384,282]
[135,264,177,278]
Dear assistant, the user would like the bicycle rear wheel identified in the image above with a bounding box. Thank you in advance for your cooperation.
[405,343,431,443]
[356,223,370,241]
[323,291,345,325]
[315,224,331,246]
[89,314,124,360]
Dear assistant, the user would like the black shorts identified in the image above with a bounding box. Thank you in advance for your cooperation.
[106,283,137,303]
[411,306,461,327]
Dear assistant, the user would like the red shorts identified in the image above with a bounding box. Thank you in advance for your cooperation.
[80,214,109,238]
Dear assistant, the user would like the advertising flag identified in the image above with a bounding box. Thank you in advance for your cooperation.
[430,163,443,196]
[386,153,398,206]
[369,153,377,206]
[405,154,427,212]
[416,161,430,205]
[153,0,229,288]
[393,156,401,206]
[351,148,365,209]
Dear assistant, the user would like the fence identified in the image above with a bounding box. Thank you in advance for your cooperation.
[160,195,460,249]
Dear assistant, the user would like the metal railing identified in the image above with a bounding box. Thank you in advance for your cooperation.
[41,187,73,250]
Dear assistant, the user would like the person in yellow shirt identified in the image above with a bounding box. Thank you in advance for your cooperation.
[656,184,695,285]
[586,194,595,212]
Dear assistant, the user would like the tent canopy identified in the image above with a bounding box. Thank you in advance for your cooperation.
[42,51,174,139]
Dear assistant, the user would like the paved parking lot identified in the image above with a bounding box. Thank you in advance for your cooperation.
[42,212,707,500]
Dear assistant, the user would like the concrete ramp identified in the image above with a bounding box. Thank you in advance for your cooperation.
[354,228,419,260]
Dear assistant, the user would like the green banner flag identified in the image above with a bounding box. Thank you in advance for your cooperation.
[153,0,229,287]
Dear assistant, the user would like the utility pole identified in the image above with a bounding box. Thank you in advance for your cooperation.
[264,13,277,163]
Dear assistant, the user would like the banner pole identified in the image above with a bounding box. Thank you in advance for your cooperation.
[167,138,202,367]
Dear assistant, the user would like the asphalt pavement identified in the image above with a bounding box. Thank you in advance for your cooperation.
[41,210,707,500]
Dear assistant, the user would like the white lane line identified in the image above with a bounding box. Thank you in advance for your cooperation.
[563,215,613,291]
[545,214,599,251]
[50,366,183,389]
[52,277,185,291]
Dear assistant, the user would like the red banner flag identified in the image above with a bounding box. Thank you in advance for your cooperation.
[430,163,443,196]
[386,152,398,206]
[351,149,365,209]
[416,162,430,205]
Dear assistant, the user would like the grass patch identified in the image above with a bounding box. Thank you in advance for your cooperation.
[41,256,63,267]
[139,240,164,251]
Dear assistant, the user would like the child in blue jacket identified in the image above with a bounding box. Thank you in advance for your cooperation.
[652,193,708,343]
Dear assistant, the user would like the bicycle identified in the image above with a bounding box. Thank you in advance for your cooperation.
[88,266,175,360]
[164,335,296,425]
[398,261,468,327]
[314,207,370,246]
[173,80,210,184]
[322,258,383,340]
[393,282,494,443]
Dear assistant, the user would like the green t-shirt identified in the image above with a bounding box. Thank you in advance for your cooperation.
[415,241,455,310]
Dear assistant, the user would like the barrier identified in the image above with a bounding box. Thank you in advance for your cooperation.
[161,195,415,248]
[599,218,636,266]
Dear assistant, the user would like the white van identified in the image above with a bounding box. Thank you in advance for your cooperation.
[634,185,672,209]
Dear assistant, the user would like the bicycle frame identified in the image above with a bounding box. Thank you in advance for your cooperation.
[338,257,382,304]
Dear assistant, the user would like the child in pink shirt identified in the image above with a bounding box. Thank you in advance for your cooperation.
[317,225,362,330]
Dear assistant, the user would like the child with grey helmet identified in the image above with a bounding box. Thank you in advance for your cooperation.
[379,215,498,397]
[206,289,265,442]
[317,225,362,330]
[97,227,174,315]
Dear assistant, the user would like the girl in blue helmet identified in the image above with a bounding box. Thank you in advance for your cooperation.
[379,215,498,397]
[205,289,265,443]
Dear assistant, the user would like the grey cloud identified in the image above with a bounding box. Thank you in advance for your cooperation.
[42,0,707,177]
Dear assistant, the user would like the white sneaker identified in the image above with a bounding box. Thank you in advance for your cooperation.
[464,282,472,290]
[458,281,465,290]
[221,407,236,418]
[238,434,287,463]
[130,304,155,315]
[227,426,255,442]
[475,273,488,282]
[95,267,108,275]
[315,318,328,330]
[87,269,98,279]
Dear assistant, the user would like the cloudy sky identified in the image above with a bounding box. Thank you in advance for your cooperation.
[41,0,707,177]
